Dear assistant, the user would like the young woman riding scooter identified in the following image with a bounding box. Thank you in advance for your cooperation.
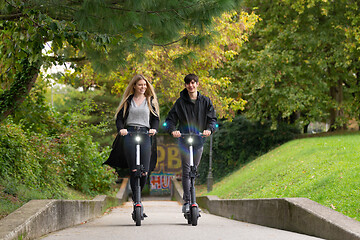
[104,74,160,224]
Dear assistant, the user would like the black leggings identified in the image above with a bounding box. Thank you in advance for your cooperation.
[123,131,151,197]
[129,172,147,198]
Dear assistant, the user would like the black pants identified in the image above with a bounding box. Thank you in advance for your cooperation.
[123,129,151,198]
[180,145,203,203]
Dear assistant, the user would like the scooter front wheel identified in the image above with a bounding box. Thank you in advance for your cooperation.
[191,207,198,226]
[135,207,142,226]
[187,213,192,224]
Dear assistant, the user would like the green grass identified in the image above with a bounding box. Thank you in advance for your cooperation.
[208,132,360,221]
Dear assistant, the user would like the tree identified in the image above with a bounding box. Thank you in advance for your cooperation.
[111,10,260,119]
[0,0,241,121]
[221,0,360,130]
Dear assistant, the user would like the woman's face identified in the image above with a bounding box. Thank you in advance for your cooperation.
[134,79,147,95]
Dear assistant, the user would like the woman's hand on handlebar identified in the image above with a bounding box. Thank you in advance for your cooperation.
[119,129,128,136]
[171,130,181,138]
[149,129,157,136]
[171,130,211,138]
[120,128,156,136]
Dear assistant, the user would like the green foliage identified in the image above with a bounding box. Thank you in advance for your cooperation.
[47,81,118,147]
[117,10,259,119]
[0,77,117,203]
[54,129,115,194]
[1,0,243,123]
[12,77,61,136]
[0,59,40,121]
[0,118,116,197]
[214,0,360,129]
[209,133,360,221]
[197,115,300,183]
[0,120,65,197]
[0,72,117,219]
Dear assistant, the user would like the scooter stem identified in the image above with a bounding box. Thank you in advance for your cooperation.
[189,145,194,167]
[136,144,140,166]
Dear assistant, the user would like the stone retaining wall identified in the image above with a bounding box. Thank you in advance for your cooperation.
[0,178,129,240]
[171,177,360,240]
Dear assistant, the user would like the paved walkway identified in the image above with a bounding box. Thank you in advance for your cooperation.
[39,199,324,240]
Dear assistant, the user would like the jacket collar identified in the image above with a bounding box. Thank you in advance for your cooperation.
[180,88,200,103]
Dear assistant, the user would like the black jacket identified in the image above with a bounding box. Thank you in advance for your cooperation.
[165,89,217,146]
[103,95,159,171]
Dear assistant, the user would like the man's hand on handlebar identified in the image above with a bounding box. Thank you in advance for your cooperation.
[202,130,211,137]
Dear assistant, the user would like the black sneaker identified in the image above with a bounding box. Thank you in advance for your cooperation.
[182,203,190,213]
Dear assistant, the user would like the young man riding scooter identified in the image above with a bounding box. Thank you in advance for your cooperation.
[165,74,217,213]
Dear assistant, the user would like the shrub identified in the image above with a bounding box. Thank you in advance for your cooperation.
[0,76,117,219]
[54,126,116,195]
[0,120,65,197]
[0,118,117,199]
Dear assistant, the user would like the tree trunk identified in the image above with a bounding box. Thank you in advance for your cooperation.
[303,123,309,134]
[0,59,40,122]
[328,79,346,131]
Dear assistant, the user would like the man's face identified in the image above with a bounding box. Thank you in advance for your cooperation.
[185,80,199,94]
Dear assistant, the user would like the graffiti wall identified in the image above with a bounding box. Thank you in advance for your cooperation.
[150,173,173,194]
[153,144,182,175]
[150,135,182,195]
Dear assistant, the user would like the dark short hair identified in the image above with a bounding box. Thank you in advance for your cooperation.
[184,74,199,84]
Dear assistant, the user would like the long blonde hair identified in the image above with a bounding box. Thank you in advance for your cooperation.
[115,74,160,118]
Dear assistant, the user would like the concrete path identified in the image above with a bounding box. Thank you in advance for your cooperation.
[39,199,324,240]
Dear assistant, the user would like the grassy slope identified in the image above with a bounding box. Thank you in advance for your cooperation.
[208,133,360,221]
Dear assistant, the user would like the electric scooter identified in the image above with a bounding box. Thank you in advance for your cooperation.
[180,133,203,226]
[128,130,149,226]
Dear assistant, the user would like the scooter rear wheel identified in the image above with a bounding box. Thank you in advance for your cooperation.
[191,207,198,226]
[135,207,141,226]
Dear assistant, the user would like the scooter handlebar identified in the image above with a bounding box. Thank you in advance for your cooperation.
[127,131,150,135]
[178,132,204,137]
[175,132,206,146]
